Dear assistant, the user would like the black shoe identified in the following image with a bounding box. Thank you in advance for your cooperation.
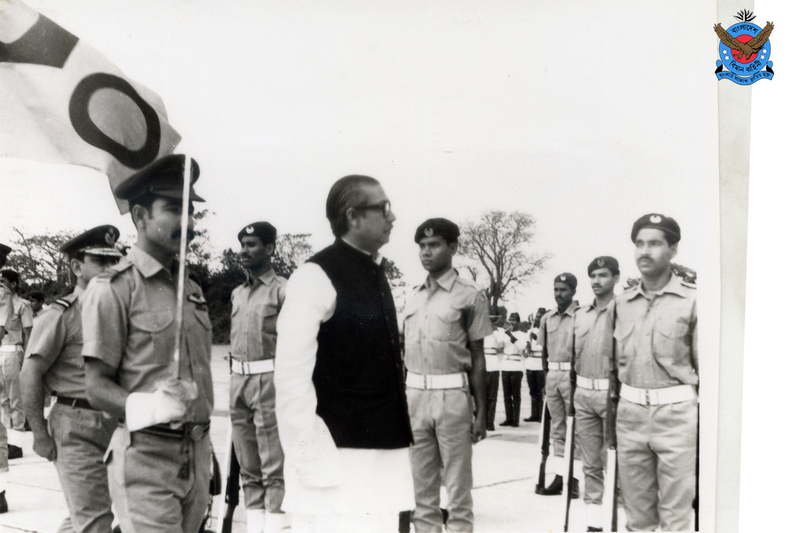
[8,445,22,460]
[398,510,412,533]
[524,416,541,422]
[511,422,519,427]
[441,508,449,525]
[535,475,563,495]
[498,420,512,426]
[0,491,7,513]
[569,478,580,499]
[487,424,495,431]
[587,527,603,532]
[23,420,32,432]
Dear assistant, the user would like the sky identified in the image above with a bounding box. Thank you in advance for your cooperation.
[6,0,797,527]
[0,0,718,318]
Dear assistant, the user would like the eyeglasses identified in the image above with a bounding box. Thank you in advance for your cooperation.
[355,201,392,218]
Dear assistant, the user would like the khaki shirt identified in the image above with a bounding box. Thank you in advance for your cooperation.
[24,289,86,398]
[403,269,492,375]
[2,293,33,346]
[574,299,614,380]
[542,301,579,364]
[82,245,214,423]
[230,269,286,361]
[614,274,698,389]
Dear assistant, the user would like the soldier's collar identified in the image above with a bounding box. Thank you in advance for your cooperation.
[634,273,687,300]
[128,245,171,279]
[247,268,276,287]
[557,300,578,317]
[425,268,457,292]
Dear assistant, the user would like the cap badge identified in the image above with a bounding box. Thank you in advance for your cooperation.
[246,226,254,234]
[650,215,662,223]
[424,227,434,237]
[597,259,605,267]
[560,275,566,281]
[105,230,115,246]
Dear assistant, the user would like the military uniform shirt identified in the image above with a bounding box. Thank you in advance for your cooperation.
[614,275,698,389]
[82,245,214,423]
[24,288,85,398]
[574,299,614,379]
[1,293,33,345]
[542,301,579,363]
[403,268,492,375]
[230,269,286,361]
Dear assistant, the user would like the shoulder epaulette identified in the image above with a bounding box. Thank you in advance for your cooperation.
[680,279,697,290]
[456,277,483,292]
[94,260,133,283]
[51,292,79,311]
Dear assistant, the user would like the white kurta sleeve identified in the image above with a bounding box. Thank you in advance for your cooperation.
[275,262,342,487]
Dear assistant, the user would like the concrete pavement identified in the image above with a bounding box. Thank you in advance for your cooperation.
[0,346,611,532]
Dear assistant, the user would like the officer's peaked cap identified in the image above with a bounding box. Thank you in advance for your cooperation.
[59,225,123,259]
[115,155,205,202]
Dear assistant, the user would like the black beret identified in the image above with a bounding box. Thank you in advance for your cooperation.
[631,213,680,244]
[238,222,277,245]
[414,218,460,244]
[59,225,123,259]
[115,155,205,202]
[509,312,521,321]
[0,243,11,268]
[588,256,619,276]
[554,272,577,290]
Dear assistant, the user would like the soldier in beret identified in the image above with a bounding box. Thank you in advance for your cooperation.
[404,217,492,532]
[0,243,11,513]
[0,268,33,462]
[230,221,287,533]
[572,256,619,531]
[19,225,122,533]
[81,155,215,532]
[536,273,580,498]
[612,214,697,531]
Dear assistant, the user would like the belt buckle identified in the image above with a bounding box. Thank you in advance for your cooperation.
[242,361,250,374]
[189,425,204,441]
[644,389,651,405]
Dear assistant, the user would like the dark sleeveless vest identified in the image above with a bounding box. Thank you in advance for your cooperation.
[307,239,413,449]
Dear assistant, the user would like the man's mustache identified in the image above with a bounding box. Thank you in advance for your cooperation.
[170,229,195,241]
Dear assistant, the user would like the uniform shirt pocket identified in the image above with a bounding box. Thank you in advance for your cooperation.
[433,307,462,341]
[129,309,175,364]
[653,319,690,366]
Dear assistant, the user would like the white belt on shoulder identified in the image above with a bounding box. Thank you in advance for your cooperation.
[231,357,274,375]
[576,375,609,391]
[619,383,696,406]
[406,371,467,390]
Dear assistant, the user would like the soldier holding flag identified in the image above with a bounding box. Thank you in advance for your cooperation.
[82,155,214,532]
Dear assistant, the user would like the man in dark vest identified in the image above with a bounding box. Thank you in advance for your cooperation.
[275,175,414,533]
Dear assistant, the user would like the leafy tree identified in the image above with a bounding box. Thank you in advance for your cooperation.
[4,228,78,299]
[272,234,314,278]
[458,211,551,308]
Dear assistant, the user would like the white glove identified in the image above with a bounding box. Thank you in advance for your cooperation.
[125,390,187,432]
[291,415,344,488]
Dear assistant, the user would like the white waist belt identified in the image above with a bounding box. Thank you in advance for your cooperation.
[504,355,522,361]
[231,358,274,375]
[620,383,695,406]
[549,361,571,371]
[484,348,498,355]
[406,372,466,390]
[576,375,609,391]
[0,345,21,353]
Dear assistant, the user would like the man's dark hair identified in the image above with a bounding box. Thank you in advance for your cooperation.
[0,269,20,285]
[326,175,380,238]
[128,193,160,225]
[29,291,45,303]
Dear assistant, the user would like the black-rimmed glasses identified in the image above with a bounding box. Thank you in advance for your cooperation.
[355,201,392,218]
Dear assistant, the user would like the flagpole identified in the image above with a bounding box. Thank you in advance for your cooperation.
[173,154,192,374]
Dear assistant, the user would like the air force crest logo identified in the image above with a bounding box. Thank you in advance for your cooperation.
[714,10,774,85]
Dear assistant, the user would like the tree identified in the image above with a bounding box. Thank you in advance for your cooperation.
[272,234,314,278]
[4,228,78,299]
[458,211,551,308]
[623,263,697,290]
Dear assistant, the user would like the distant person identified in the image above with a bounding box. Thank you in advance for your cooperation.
[0,269,33,460]
[28,291,45,317]
[523,308,547,423]
[275,175,414,533]
[20,226,122,533]
[230,221,287,533]
[404,218,492,532]
[483,308,506,431]
[613,214,697,531]
[573,257,618,531]
[499,312,525,427]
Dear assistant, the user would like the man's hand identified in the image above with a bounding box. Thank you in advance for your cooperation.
[32,431,57,461]
[472,416,487,443]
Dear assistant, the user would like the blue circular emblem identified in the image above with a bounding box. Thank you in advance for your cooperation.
[718,22,771,75]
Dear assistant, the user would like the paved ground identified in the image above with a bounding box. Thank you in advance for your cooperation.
[0,345,617,532]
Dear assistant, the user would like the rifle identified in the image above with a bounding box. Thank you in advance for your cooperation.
[535,398,551,491]
[215,417,241,533]
[694,405,699,531]
[563,329,577,531]
[604,304,620,532]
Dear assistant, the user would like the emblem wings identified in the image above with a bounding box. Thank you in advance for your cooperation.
[714,22,774,61]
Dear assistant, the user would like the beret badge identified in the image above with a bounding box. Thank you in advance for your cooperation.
[650,215,662,223]
[424,227,434,237]
[246,226,254,234]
